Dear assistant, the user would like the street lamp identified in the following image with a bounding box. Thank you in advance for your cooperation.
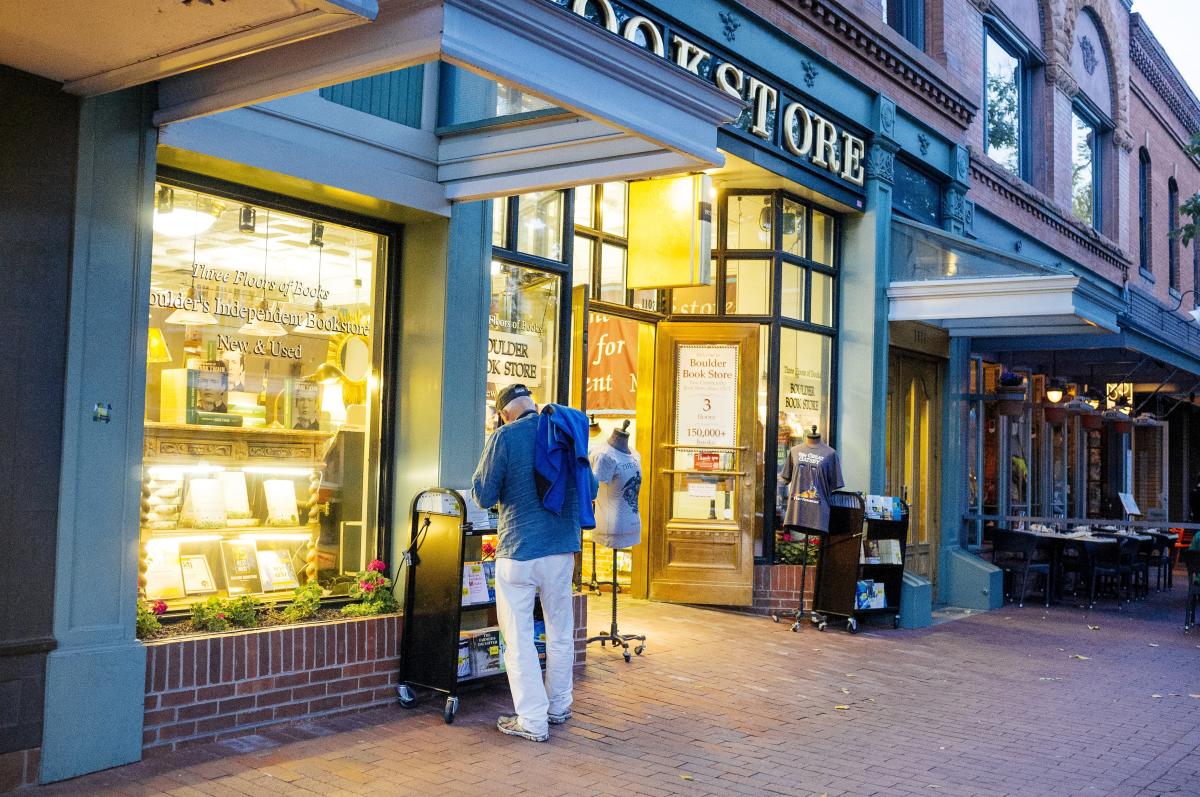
[1168,289,1200,324]
[1044,379,1066,404]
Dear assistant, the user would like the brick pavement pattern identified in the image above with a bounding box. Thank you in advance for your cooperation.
[32,584,1200,797]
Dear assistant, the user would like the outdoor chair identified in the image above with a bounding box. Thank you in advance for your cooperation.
[1183,550,1200,630]
[1131,537,1152,599]
[1090,537,1138,610]
[1140,534,1171,593]
[992,530,1051,608]
[1058,540,1092,601]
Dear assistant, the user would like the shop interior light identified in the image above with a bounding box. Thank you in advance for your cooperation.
[164,285,219,327]
[321,381,347,425]
[147,327,173,363]
[154,186,224,238]
[239,532,310,541]
[238,205,257,233]
[1082,387,1104,410]
[241,466,316,476]
[146,534,222,545]
[147,463,225,479]
[239,298,288,337]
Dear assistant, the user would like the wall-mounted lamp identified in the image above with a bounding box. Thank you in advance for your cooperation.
[1044,379,1066,404]
[238,205,256,233]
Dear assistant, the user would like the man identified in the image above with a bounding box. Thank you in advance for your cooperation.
[472,384,592,742]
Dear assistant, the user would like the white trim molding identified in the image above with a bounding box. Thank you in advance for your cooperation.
[887,275,1122,337]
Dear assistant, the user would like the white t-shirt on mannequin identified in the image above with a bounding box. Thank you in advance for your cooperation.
[589,442,642,549]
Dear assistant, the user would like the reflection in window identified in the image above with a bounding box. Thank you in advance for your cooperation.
[573,235,593,289]
[672,265,719,314]
[1138,148,1151,274]
[811,211,835,266]
[574,185,594,228]
[726,259,771,315]
[486,261,560,433]
[985,33,1022,176]
[727,194,773,250]
[775,329,833,514]
[1169,178,1180,291]
[782,264,805,320]
[599,243,626,303]
[811,271,834,326]
[144,183,388,613]
[782,199,806,257]
[600,182,628,237]
[492,198,508,248]
[1071,111,1097,227]
[516,191,565,260]
[882,0,924,49]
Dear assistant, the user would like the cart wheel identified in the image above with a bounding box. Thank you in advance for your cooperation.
[817,621,827,632]
[634,644,645,656]
[771,613,780,623]
[623,649,632,663]
[893,616,900,629]
[847,618,859,634]
[397,684,418,708]
[790,622,800,632]
[443,696,458,724]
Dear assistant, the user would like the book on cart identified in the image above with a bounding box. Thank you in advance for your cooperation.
[877,539,903,565]
[461,561,490,605]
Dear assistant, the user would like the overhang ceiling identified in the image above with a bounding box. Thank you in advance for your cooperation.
[0,0,377,95]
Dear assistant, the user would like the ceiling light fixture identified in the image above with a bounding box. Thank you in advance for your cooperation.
[239,210,287,337]
[153,186,224,238]
[1044,379,1066,405]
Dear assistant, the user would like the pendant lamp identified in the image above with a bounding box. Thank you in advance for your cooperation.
[239,210,288,337]
[147,327,173,363]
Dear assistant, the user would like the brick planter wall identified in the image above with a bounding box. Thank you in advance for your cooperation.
[0,748,39,792]
[143,614,402,753]
[144,595,589,754]
[751,564,815,616]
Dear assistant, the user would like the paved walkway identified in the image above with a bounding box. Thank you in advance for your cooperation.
[38,581,1200,797]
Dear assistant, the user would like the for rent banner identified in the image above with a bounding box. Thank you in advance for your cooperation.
[586,312,638,412]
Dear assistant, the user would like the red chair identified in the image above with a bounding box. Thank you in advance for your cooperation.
[1172,529,1193,589]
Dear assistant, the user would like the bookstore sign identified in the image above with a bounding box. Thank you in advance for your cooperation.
[555,0,867,187]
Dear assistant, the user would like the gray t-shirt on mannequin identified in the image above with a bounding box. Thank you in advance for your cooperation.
[589,442,642,549]
[778,440,843,532]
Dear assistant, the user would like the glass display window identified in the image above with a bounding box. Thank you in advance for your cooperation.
[486,260,561,433]
[142,181,390,613]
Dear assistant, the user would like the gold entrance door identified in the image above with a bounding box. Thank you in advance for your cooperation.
[886,351,942,584]
[649,323,759,605]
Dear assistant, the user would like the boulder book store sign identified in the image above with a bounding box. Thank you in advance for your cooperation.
[553,0,868,188]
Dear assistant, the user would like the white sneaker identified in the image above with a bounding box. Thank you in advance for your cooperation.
[496,715,549,742]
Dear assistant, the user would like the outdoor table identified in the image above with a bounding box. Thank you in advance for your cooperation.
[1008,528,1116,603]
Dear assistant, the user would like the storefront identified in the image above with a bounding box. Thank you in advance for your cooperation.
[9,0,977,784]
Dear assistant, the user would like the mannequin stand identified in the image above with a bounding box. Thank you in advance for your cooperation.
[771,527,822,631]
[586,538,616,595]
[585,548,645,663]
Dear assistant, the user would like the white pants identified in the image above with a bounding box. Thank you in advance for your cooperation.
[495,553,575,736]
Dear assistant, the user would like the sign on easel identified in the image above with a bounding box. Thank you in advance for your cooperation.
[1117,492,1142,517]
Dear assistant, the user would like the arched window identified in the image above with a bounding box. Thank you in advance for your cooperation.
[1168,177,1180,292]
[1138,148,1151,275]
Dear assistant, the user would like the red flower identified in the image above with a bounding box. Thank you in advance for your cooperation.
[360,579,376,593]
[482,541,496,556]
[151,599,167,616]
[367,559,386,573]
[216,613,226,620]
[780,532,793,542]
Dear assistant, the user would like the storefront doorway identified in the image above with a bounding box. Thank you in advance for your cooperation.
[647,322,760,605]
[886,349,943,584]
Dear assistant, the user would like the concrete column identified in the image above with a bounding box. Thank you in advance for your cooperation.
[42,87,157,783]
[837,95,898,494]
[391,200,490,566]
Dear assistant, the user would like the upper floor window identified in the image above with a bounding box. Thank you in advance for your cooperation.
[1138,148,1151,275]
[1168,177,1180,292]
[984,31,1024,177]
[1070,109,1099,228]
[573,182,658,311]
[882,0,924,50]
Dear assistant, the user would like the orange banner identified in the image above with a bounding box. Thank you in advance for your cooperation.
[586,312,638,412]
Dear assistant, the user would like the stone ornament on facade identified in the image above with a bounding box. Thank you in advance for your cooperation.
[1054,0,1130,137]
[1045,63,1080,98]
[1079,35,1098,76]
[864,143,896,184]
[802,60,818,88]
[943,188,967,224]
[918,133,930,156]
[955,145,970,183]
[719,10,740,42]
[880,97,896,138]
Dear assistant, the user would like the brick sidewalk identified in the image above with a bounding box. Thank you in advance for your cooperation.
[33,582,1200,797]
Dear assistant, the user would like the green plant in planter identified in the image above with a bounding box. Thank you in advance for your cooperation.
[191,595,259,632]
[281,581,324,623]
[136,599,167,639]
[775,531,819,565]
[341,559,397,617]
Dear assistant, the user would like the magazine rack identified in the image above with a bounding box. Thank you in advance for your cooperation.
[810,494,907,633]
[396,487,540,724]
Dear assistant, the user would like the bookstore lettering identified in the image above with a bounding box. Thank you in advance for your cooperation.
[559,0,866,186]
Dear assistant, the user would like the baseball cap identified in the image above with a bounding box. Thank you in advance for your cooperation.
[495,384,532,412]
